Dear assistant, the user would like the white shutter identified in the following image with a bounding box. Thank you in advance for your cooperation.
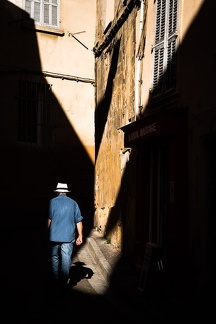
[43,3,49,24]
[24,0,59,28]
[51,1,58,26]
[153,0,166,96]
[25,0,31,16]
[34,1,41,23]
[152,0,178,97]
[155,0,166,43]
[153,46,164,96]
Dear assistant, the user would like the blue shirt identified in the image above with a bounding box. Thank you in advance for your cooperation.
[48,194,83,243]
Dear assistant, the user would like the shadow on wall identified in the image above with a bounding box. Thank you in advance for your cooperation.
[95,0,216,297]
[0,0,94,229]
[95,39,120,156]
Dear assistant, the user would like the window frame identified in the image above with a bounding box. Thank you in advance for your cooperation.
[23,0,60,29]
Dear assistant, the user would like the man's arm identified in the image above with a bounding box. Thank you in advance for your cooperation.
[43,218,51,243]
[76,221,83,245]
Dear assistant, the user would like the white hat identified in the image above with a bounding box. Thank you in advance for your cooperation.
[54,182,70,193]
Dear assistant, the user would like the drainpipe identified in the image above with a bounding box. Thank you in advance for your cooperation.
[0,66,95,85]
[135,0,144,118]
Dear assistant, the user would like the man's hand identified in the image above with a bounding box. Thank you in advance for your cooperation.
[76,221,83,245]
[76,235,83,245]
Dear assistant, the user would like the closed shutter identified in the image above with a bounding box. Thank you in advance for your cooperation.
[34,1,41,23]
[51,0,58,26]
[43,1,49,24]
[166,0,178,91]
[152,0,178,98]
[24,0,59,28]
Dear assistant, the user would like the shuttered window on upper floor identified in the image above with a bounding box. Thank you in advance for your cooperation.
[24,0,59,28]
[151,0,178,98]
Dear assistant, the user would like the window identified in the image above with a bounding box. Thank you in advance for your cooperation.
[24,0,59,28]
[151,0,178,98]
[18,80,55,151]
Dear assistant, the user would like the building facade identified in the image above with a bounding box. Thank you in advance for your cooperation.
[0,0,96,228]
[94,0,216,296]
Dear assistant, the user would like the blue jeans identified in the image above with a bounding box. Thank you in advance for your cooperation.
[50,241,74,283]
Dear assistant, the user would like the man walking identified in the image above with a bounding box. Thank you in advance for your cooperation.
[47,182,83,287]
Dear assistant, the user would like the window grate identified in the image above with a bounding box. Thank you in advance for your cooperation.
[18,80,55,151]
